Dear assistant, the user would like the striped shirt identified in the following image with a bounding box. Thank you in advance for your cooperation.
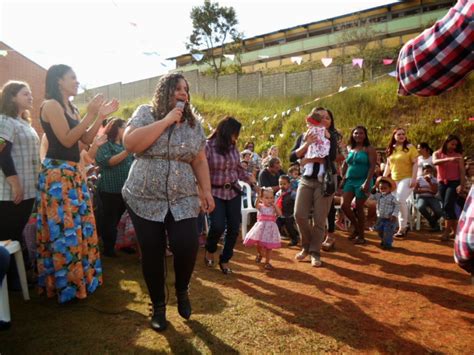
[96,141,133,194]
[0,115,40,200]
[397,0,474,96]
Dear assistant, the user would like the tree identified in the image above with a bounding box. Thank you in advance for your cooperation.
[186,0,242,78]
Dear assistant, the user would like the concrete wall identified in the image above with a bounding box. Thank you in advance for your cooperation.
[75,63,395,105]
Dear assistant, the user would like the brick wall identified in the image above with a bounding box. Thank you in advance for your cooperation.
[0,42,47,136]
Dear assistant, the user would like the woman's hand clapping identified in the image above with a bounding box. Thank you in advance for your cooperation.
[99,98,120,120]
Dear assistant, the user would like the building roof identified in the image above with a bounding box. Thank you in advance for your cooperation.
[0,41,47,71]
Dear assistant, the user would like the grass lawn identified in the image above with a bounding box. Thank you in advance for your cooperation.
[1,229,473,354]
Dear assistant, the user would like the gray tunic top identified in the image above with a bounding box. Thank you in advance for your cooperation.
[122,105,206,222]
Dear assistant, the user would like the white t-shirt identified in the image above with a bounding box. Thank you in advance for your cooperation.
[417,155,433,177]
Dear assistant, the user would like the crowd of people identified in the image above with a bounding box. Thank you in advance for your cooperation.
[0,68,472,333]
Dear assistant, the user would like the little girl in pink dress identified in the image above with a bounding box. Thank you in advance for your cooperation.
[243,187,282,270]
[303,109,331,180]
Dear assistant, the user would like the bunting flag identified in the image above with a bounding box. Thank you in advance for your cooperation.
[258,55,269,59]
[142,51,160,56]
[383,59,394,65]
[388,71,397,77]
[224,54,235,61]
[453,118,459,122]
[291,56,303,65]
[0,50,7,57]
[470,117,474,121]
[286,109,291,115]
[434,118,442,124]
[321,57,333,67]
[352,58,363,68]
[273,114,278,119]
[295,106,300,112]
[338,86,347,92]
[192,53,204,61]
[279,133,284,138]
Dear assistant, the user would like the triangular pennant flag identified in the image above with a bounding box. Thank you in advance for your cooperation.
[251,135,256,139]
[453,118,459,122]
[291,132,297,137]
[469,117,474,121]
[338,86,347,92]
[224,54,235,61]
[295,106,300,112]
[0,50,7,57]
[286,109,291,115]
[270,134,275,139]
[251,120,255,125]
[352,58,363,68]
[434,118,442,124]
[273,114,278,119]
[279,133,284,138]
[291,56,303,65]
[192,53,204,61]
[262,116,270,122]
[314,98,320,102]
[321,58,333,67]
[388,71,397,78]
[281,111,286,117]
[383,59,394,65]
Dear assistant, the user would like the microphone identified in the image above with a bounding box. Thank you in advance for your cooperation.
[176,100,186,122]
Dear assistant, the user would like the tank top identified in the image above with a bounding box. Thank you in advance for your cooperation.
[436,151,462,183]
[40,107,80,162]
[346,149,370,180]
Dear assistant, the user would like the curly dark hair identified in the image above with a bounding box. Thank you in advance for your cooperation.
[151,73,195,127]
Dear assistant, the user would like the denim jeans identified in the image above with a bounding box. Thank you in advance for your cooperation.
[206,195,241,263]
[416,196,443,226]
[439,180,460,220]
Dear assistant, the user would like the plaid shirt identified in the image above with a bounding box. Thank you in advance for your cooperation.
[397,0,474,96]
[371,192,400,219]
[455,186,474,274]
[96,141,133,194]
[0,115,40,200]
[206,138,250,200]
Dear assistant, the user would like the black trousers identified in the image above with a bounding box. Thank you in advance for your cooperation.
[99,191,126,253]
[127,206,199,305]
[277,216,299,242]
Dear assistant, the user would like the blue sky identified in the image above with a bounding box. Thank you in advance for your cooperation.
[0,0,398,88]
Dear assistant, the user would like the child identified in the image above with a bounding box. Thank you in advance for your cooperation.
[414,164,442,232]
[243,187,282,270]
[275,175,299,246]
[371,176,400,250]
[303,108,331,180]
[288,165,301,191]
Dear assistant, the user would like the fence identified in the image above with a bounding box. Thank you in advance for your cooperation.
[73,63,395,105]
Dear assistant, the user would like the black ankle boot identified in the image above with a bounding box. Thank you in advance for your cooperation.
[176,291,192,320]
[150,303,167,331]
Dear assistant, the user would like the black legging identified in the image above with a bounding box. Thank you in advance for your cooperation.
[327,201,336,234]
[99,191,126,253]
[127,207,198,305]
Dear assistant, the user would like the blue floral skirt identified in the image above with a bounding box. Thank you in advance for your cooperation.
[36,158,102,303]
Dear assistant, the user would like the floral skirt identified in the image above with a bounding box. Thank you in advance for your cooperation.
[36,158,103,303]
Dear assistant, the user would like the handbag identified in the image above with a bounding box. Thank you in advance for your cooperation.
[322,157,336,197]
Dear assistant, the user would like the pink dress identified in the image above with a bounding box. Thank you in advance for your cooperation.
[243,205,281,249]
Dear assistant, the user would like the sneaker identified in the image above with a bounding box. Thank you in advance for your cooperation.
[295,250,309,261]
[310,254,322,267]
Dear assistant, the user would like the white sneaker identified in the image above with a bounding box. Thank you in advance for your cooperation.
[311,254,322,267]
[295,250,309,261]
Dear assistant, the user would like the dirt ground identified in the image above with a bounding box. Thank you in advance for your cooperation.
[1,228,473,354]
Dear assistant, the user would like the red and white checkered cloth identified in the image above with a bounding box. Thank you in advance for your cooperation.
[455,186,474,274]
[397,0,474,96]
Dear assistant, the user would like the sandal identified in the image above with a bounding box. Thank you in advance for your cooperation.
[255,254,262,263]
[264,263,274,270]
[218,261,232,275]
[204,252,214,267]
[322,236,336,251]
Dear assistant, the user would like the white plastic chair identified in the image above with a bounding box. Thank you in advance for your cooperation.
[238,181,257,237]
[0,240,30,324]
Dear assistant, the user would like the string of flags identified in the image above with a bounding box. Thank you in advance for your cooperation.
[190,71,472,142]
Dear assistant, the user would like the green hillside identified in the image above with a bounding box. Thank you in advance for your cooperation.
[110,75,473,167]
